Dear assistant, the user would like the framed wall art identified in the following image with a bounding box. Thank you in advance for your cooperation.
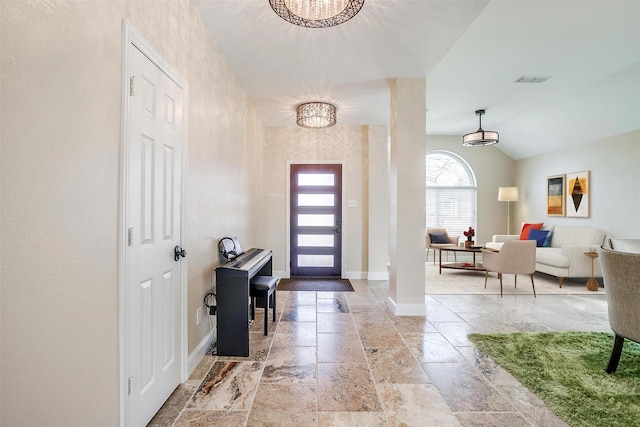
[566,170,590,217]
[546,174,565,216]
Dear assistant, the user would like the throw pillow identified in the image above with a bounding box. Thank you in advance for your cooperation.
[429,233,448,244]
[528,228,550,247]
[543,229,553,247]
[519,222,544,240]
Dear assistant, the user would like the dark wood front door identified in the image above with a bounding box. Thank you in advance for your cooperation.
[290,164,342,277]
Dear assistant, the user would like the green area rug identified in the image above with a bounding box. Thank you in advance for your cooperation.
[468,332,640,427]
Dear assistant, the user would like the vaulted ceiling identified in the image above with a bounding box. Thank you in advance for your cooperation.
[194,0,640,160]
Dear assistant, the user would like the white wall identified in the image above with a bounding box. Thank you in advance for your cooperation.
[0,1,264,425]
[264,125,367,278]
[515,130,640,238]
[426,135,517,245]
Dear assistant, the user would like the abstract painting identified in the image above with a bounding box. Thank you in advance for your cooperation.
[547,174,565,216]
[566,171,590,217]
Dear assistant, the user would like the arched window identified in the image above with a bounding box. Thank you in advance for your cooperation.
[426,151,477,239]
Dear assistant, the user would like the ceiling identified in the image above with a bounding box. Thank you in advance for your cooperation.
[193,0,640,160]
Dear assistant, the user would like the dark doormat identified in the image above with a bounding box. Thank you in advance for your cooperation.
[277,278,354,292]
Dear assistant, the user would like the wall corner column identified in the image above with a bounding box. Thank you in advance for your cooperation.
[388,78,426,316]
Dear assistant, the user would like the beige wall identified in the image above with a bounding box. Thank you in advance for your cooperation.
[264,125,368,278]
[0,1,263,425]
[515,130,640,239]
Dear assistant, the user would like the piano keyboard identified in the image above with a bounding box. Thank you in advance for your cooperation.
[228,248,266,269]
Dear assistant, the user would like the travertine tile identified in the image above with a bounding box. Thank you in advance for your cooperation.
[272,321,317,346]
[318,411,388,426]
[173,409,248,426]
[188,361,263,411]
[151,282,607,426]
[317,332,367,363]
[317,363,382,411]
[377,383,461,426]
[423,362,516,412]
[364,346,431,384]
[262,345,316,384]
[247,383,317,426]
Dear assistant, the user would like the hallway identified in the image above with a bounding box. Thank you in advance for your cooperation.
[149,279,608,426]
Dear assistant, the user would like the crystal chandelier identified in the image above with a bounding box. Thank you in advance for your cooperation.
[463,109,499,146]
[296,102,337,128]
[269,0,365,28]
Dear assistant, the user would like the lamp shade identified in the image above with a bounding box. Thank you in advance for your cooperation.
[498,187,519,202]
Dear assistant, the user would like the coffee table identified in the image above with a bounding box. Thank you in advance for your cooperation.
[438,244,486,274]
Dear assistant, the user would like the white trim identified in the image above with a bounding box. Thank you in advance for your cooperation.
[273,270,287,278]
[345,271,367,280]
[367,272,389,280]
[188,333,212,376]
[119,20,189,427]
[387,296,427,316]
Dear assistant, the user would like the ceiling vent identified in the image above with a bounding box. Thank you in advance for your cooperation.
[514,76,551,83]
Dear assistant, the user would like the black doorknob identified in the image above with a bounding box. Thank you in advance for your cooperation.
[174,245,186,261]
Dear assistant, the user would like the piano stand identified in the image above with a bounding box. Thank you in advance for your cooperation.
[215,248,273,356]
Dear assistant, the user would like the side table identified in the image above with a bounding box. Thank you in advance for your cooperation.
[584,252,599,291]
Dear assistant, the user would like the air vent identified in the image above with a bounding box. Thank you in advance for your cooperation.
[514,76,551,83]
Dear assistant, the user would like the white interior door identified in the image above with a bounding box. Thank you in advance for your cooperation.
[125,43,185,426]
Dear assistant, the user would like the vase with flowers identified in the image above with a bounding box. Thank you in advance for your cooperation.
[463,227,475,248]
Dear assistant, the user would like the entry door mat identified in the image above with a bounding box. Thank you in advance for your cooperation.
[468,331,640,427]
[277,278,354,292]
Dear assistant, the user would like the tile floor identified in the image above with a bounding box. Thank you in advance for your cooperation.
[148,278,610,426]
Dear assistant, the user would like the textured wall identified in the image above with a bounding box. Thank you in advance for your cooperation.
[0,1,263,425]
[264,125,367,277]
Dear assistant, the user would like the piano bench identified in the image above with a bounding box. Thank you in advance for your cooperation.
[250,276,277,336]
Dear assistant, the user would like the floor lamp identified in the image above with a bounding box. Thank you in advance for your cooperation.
[498,187,519,235]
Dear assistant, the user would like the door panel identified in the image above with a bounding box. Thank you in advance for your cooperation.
[290,164,342,277]
[126,44,184,427]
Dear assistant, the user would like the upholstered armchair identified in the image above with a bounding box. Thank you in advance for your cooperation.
[597,240,640,373]
[481,240,537,297]
[426,227,458,264]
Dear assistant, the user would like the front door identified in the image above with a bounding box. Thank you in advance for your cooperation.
[290,164,342,277]
[125,41,185,426]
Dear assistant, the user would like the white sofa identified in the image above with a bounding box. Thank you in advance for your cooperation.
[485,225,606,287]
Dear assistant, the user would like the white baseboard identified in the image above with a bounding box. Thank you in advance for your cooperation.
[273,270,287,278]
[367,271,389,280]
[345,271,367,280]
[387,296,426,316]
[188,332,212,376]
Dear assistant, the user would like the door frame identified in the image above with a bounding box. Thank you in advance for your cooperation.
[118,21,189,426]
[286,161,346,278]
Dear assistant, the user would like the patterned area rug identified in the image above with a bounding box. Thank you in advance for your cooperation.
[425,261,604,295]
[277,278,354,292]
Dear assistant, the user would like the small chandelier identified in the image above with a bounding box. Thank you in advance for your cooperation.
[296,102,337,128]
[463,109,499,146]
[269,0,365,28]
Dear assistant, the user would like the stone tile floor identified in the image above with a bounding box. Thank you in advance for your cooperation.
[149,278,610,426]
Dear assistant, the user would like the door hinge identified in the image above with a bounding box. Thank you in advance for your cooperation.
[129,76,135,96]
[127,376,133,396]
[127,227,133,246]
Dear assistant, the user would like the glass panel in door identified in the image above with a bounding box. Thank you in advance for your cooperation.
[290,164,342,277]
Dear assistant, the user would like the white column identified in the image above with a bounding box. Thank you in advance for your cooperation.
[368,125,390,280]
[388,78,426,316]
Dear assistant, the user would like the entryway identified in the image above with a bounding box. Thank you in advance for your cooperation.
[289,164,342,277]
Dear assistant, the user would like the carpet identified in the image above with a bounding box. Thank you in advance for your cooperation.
[468,331,640,427]
[425,262,604,295]
[277,278,354,292]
